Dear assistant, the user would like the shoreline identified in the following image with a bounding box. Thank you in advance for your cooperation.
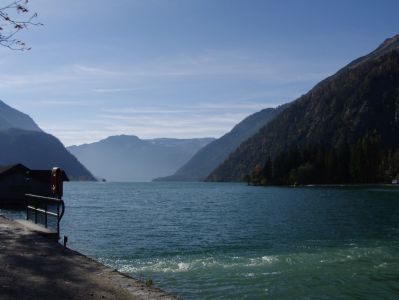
[247,182,399,188]
[0,215,178,300]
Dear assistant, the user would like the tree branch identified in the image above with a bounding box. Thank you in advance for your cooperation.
[0,0,41,51]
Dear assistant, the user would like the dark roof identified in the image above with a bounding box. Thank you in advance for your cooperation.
[0,164,69,182]
[0,164,30,178]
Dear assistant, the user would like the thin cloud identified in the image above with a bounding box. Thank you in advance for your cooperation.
[73,64,124,77]
[0,50,333,92]
[37,100,96,106]
[1,49,336,145]
[92,87,145,93]
[42,109,248,146]
[197,102,276,110]
[101,107,194,114]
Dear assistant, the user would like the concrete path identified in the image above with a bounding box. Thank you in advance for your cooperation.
[0,216,178,300]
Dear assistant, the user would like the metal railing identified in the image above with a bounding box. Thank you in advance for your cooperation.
[25,194,65,239]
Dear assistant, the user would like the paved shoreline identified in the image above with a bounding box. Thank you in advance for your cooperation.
[0,216,178,300]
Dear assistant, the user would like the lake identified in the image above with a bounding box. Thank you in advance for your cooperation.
[3,182,399,299]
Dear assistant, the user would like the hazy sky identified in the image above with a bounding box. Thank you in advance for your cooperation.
[1,0,399,146]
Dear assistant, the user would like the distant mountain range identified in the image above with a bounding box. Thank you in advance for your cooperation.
[154,105,288,182]
[4,33,398,185]
[67,136,215,182]
[0,100,95,180]
[207,34,399,184]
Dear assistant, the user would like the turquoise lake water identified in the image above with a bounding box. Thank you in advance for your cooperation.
[3,182,399,299]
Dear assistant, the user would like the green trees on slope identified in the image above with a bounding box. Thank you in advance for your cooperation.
[247,135,399,185]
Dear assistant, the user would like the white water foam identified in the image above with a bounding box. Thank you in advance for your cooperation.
[100,254,282,275]
[262,255,278,263]
[177,262,190,271]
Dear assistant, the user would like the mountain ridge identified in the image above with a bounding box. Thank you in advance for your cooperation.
[207,34,399,184]
[68,135,215,182]
[0,100,95,180]
[0,128,95,180]
[154,104,288,182]
[0,100,42,132]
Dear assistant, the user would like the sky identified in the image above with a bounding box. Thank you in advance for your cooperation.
[1,0,399,146]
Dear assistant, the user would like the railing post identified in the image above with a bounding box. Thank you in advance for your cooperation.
[44,202,48,228]
[34,199,38,224]
[57,202,60,239]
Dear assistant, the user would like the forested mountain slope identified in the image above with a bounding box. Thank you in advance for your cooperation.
[208,35,399,184]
